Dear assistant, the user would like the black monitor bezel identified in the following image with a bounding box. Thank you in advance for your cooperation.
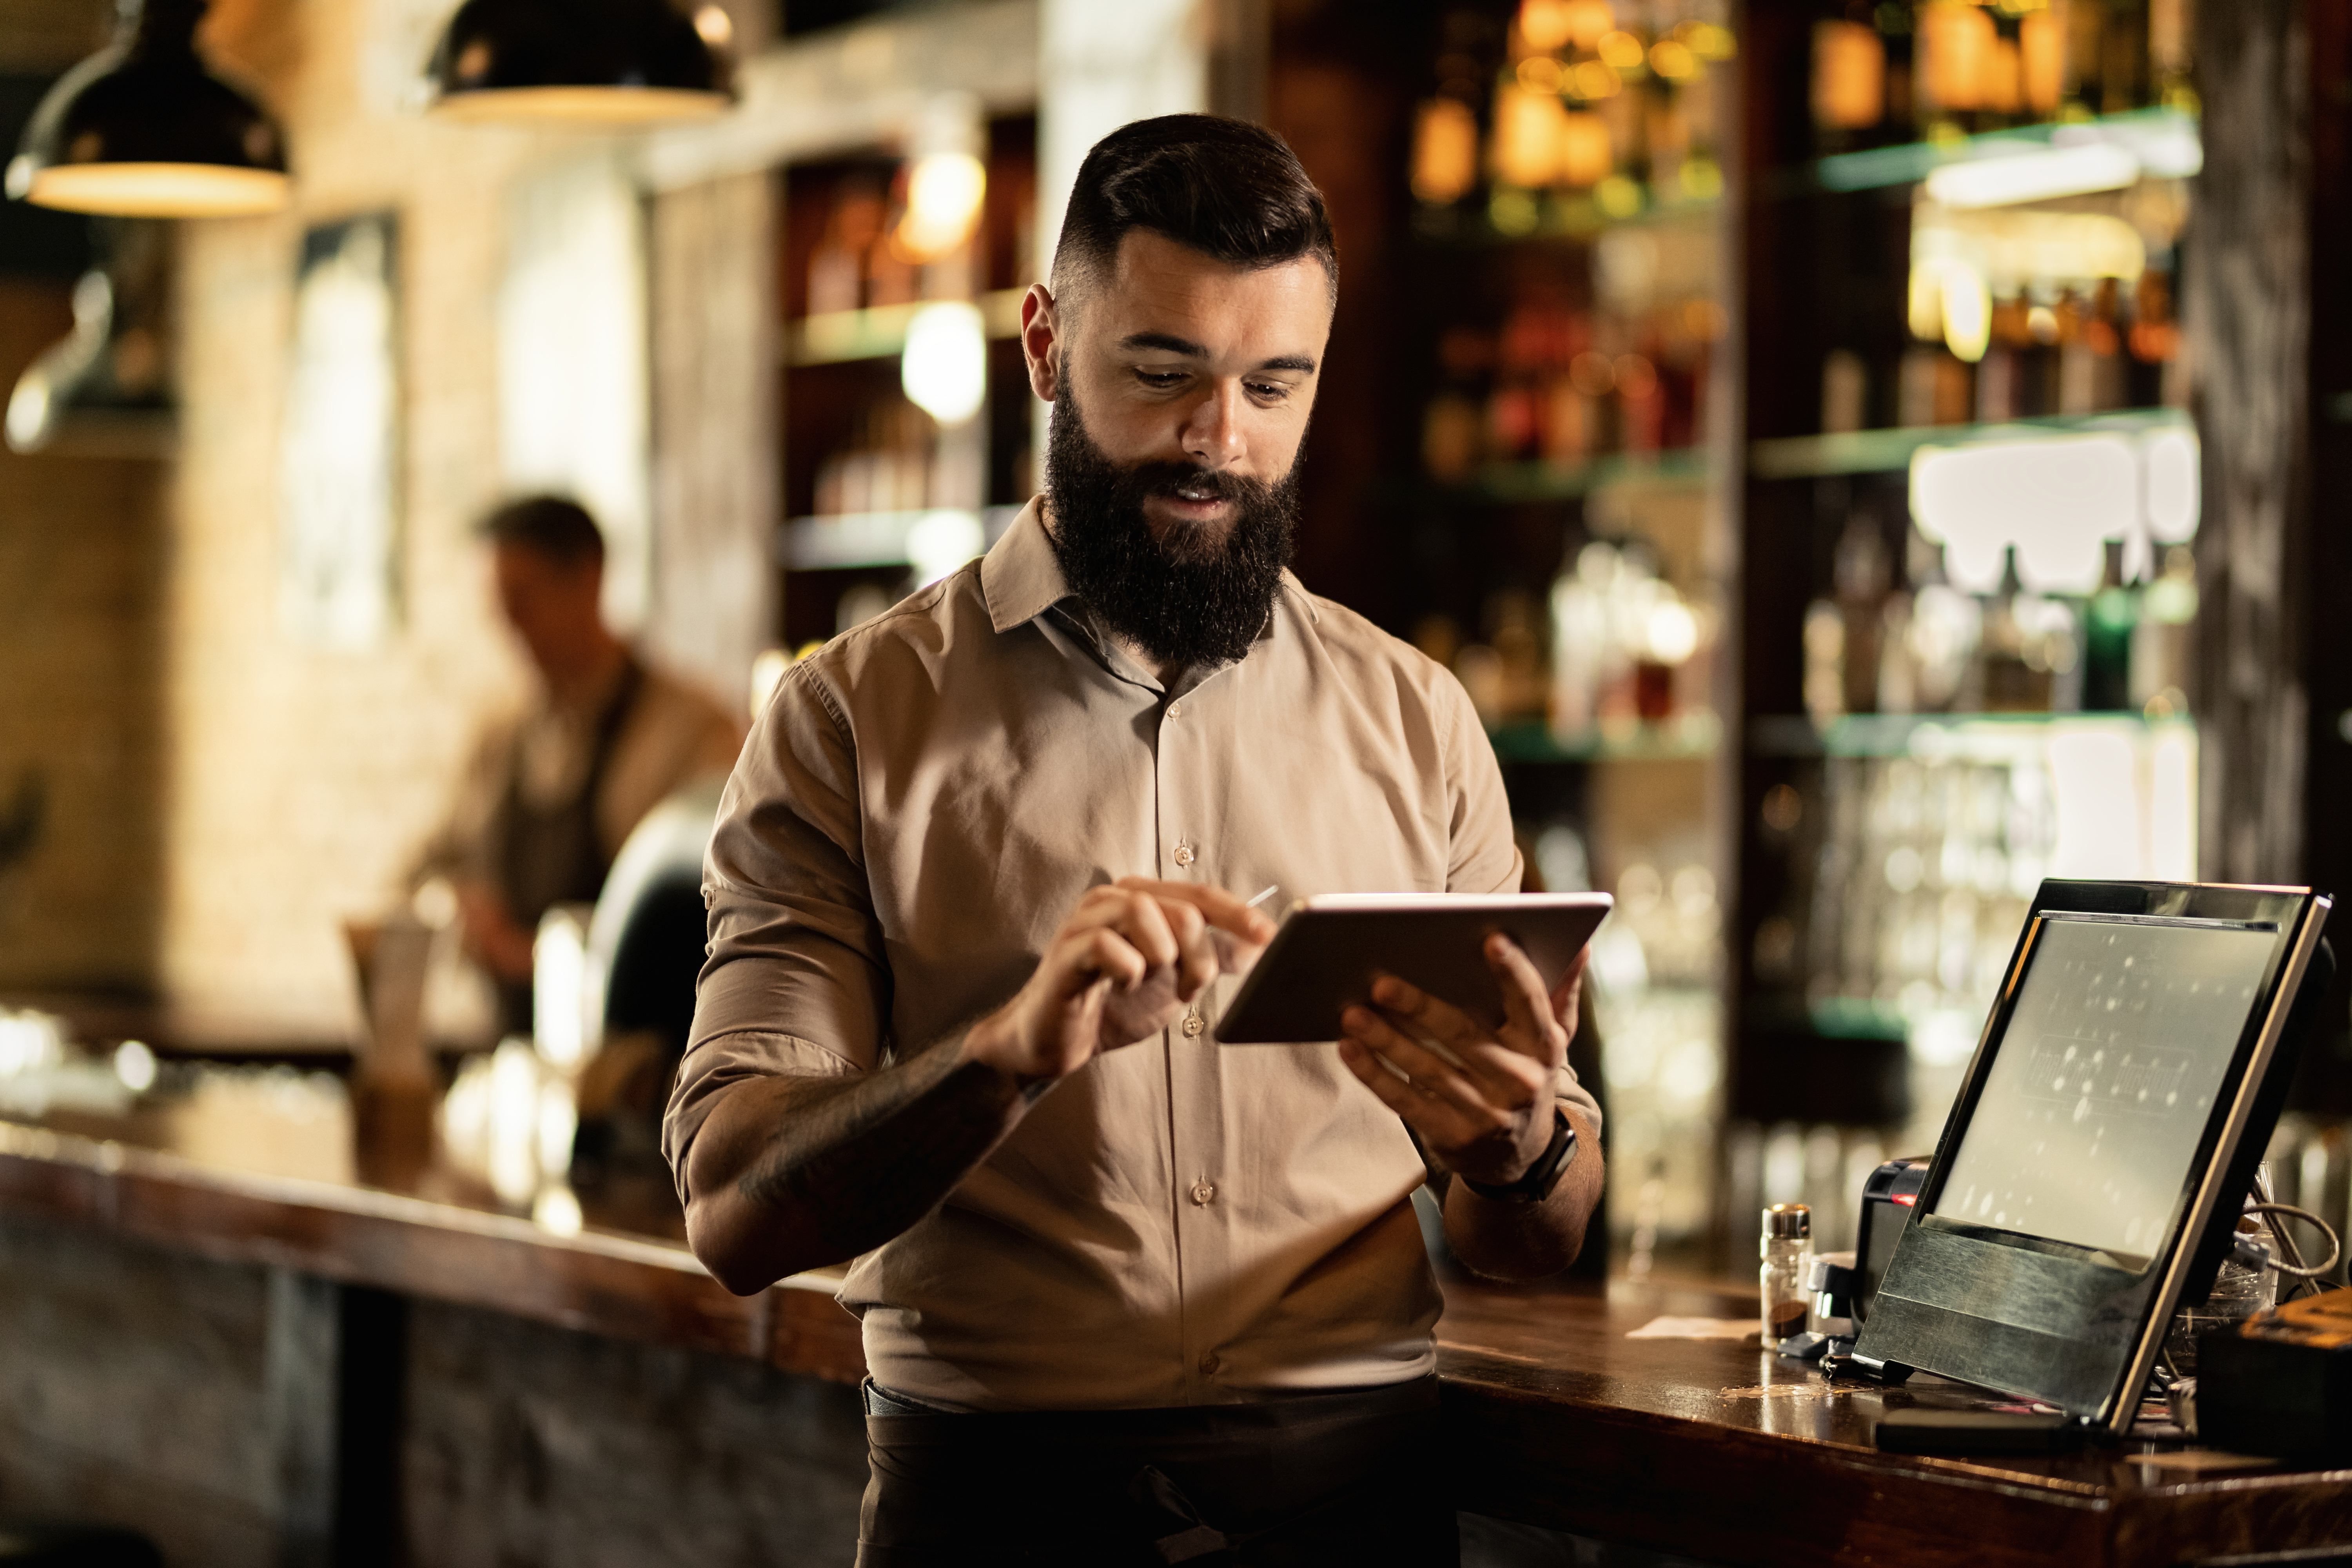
[1851,880,2331,1428]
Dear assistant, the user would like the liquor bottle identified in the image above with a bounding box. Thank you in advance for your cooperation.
[2082,543,2137,712]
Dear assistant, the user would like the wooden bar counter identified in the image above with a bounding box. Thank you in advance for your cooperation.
[2,1073,2350,1567]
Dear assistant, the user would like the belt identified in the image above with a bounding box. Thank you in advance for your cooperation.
[855,1375,1455,1568]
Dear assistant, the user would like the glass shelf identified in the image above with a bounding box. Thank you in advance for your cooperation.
[1489,711,1720,764]
[1410,185,1720,247]
[1749,710,2195,760]
[1748,405,2189,481]
[1434,446,1710,503]
[777,505,1022,571]
[1746,996,1911,1044]
[1790,105,2200,198]
[784,288,1027,368]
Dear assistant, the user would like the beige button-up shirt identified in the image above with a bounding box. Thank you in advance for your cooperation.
[667,501,1600,1411]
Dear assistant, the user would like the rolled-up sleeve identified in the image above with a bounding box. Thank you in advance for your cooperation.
[662,660,889,1190]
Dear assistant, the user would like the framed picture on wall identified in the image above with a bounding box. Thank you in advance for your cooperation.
[279,212,399,650]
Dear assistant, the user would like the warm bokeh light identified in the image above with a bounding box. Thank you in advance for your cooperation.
[1517,0,1577,53]
[1491,85,1567,188]
[1924,144,2140,208]
[1411,98,1480,204]
[1596,30,1646,71]
[1559,111,1612,187]
[1937,262,1992,361]
[2020,12,2063,112]
[1648,38,1697,80]
[1811,20,1885,130]
[13,161,289,217]
[1916,0,1994,113]
[900,300,987,426]
[429,85,731,125]
[895,151,987,261]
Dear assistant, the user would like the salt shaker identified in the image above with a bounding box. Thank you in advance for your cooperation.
[1760,1204,1813,1348]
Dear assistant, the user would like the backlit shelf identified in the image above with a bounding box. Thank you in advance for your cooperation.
[1437,446,1710,503]
[1748,405,2190,481]
[1789,104,2199,198]
[1749,711,2196,761]
[1489,712,1720,764]
[785,288,1027,368]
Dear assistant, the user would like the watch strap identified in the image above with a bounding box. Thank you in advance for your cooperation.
[1462,1105,1577,1205]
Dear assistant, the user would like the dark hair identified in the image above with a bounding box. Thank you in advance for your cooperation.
[477,494,604,568]
[1052,115,1337,301]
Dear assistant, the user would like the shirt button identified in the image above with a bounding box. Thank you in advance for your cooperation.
[1173,842,1195,867]
[1199,1351,1220,1375]
[1181,1010,1205,1038]
[1167,701,1184,719]
[1190,1180,1216,1206]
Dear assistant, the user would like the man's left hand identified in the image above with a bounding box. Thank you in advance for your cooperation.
[1336,936,1585,1188]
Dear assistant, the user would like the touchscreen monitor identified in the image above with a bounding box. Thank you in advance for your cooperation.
[1930,916,2279,1270]
[1851,881,2332,1428]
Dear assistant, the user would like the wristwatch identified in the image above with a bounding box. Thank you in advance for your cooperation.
[1462,1106,1578,1204]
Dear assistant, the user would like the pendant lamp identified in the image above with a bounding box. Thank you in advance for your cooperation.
[5,0,290,219]
[428,0,735,126]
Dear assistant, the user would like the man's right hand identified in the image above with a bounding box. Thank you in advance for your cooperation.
[684,876,1279,1291]
[965,877,1278,1085]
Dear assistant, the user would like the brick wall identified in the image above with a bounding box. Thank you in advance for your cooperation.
[0,282,167,996]
[159,0,762,1041]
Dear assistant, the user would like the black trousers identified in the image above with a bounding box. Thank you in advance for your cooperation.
[856,1375,1459,1567]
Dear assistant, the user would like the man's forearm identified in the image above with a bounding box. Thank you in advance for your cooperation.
[684,1037,1027,1293]
[1440,1107,1604,1282]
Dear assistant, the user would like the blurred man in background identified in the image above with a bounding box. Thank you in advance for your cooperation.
[415,496,743,1033]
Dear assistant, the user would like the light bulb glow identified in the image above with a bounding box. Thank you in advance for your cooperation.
[430,85,730,125]
[1911,435,2142,595]
[20,162,289,217]
[1938,262,1992,362]
[900,301,987,426]
[1923,143,2140,210]
[897,152,987,261]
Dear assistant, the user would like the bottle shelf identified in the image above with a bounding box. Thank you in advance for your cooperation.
[1489,711,1720,765]
[1433,446,1711,504]
[1745,997,1911,1045]
[1790,104,2200,198]
[784,288,1029,368]
[1748,404,2188,481]
[1410,185,1721,248]
[1748,710,2195,760]
[777,505,1023,571]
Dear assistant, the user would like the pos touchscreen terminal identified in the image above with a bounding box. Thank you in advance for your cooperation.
[1851,880,2334,1431]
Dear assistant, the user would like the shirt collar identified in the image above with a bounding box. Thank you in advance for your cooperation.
[980,498,1070,633]
[978,495,1322,639]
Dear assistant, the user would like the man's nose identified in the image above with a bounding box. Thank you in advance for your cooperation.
[1180,382,1246,469]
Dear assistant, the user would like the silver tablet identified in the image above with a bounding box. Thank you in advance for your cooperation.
[1213,892,1614,1045]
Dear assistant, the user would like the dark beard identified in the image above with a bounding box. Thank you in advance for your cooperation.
[1042,380,1301,670]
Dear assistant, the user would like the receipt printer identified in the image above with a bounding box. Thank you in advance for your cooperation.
[1853,1156,1931,1324]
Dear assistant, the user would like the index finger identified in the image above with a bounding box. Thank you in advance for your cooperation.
[1112,875,1279,944]
[1484,933,1565,1062]
[1550,949,1589,1026]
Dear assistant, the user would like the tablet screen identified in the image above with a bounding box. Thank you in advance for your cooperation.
[1930,915,2277,1267]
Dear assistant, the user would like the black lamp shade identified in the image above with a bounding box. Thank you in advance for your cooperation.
[430,0,735,125]
[6,0,289,218]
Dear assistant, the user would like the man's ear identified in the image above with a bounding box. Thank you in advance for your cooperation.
[1020,283,1061,404]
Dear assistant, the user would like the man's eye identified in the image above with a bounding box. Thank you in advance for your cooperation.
[1136,369,1187,388]
[1249,381,1292,401]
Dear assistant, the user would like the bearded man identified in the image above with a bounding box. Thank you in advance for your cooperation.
[666,115,1603,1567]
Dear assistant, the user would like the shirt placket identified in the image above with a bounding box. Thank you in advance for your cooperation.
[1155,681,1234,1402]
